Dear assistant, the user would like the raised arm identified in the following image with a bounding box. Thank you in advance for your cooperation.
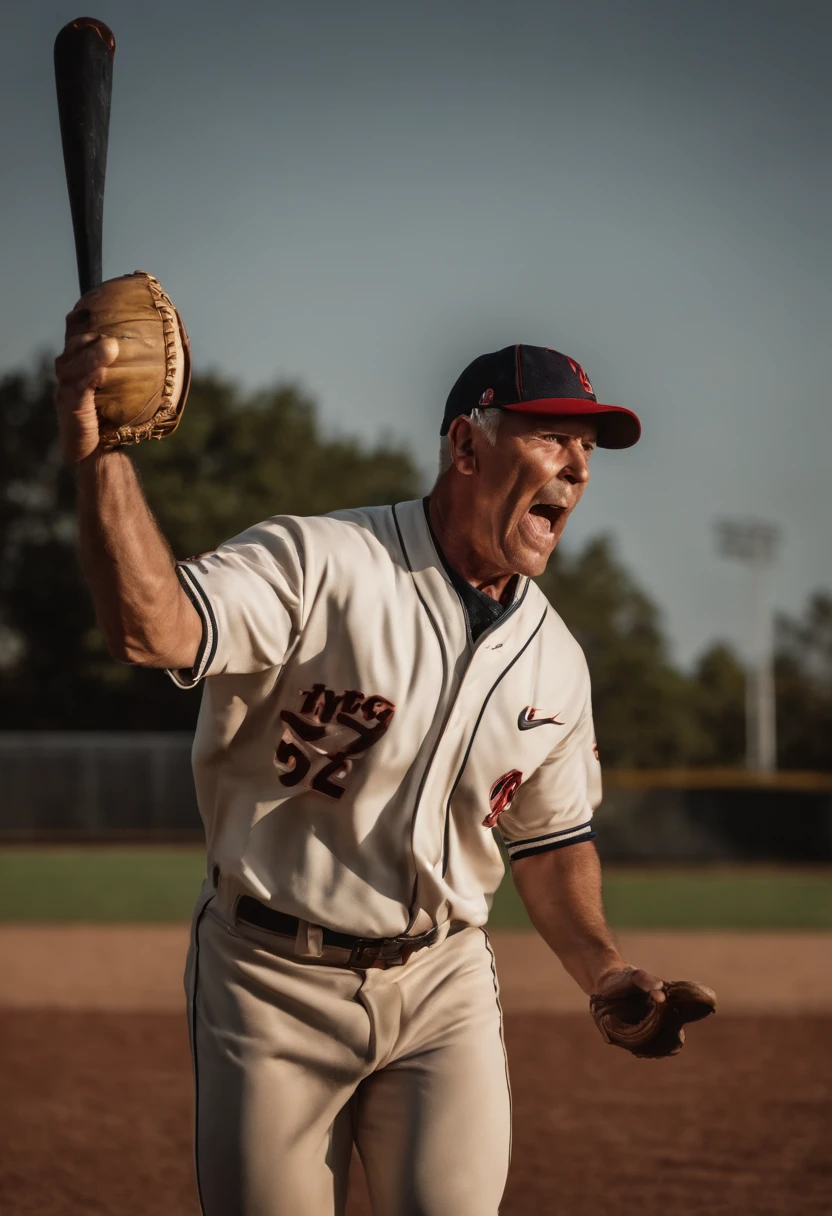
[55,332,202,669]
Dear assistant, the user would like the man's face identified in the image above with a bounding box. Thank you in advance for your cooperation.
[447,411,597,577]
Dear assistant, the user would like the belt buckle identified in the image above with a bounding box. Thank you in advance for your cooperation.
[347,925,439,970]
[348,937,403,969]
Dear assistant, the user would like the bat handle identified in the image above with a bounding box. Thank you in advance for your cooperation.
[54,18,116,296]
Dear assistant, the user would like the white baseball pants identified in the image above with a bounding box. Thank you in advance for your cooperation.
[185,891,512,1216]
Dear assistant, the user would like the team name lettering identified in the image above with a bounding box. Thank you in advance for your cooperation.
[275,684,396,801]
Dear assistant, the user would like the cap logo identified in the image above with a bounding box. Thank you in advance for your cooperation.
[567,358,594,396]
[479,388,495,406]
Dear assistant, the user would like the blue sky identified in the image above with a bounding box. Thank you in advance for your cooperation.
[5,0,830,665]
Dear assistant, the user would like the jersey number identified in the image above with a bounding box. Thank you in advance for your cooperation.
[275,735,353,800]
[274,684,395,802]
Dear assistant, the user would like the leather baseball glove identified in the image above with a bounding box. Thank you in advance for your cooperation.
[64,270,191,447]
[590,979,717,1058]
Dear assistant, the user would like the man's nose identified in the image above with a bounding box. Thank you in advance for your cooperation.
[559,442,591,485]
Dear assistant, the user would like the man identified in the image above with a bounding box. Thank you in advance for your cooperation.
[54,338,666,1216]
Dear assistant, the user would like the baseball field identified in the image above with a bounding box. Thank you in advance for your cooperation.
[2,848,831,1215]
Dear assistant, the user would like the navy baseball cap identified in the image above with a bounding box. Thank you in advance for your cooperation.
[441,344,641,449]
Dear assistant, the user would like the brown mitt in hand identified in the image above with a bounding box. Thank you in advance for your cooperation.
[590,980,717,1059]
[64,270,191,447]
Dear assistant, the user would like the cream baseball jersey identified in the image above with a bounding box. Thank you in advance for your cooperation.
[171,497,601,937]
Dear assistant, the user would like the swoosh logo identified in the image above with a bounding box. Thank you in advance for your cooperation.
[517,706,565,731]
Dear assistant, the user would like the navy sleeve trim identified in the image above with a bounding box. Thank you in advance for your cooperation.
[506,823,596,861]
[167,564,218,688]
[504,819,593,849]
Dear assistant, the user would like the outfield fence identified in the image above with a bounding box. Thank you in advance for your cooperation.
[0,734,198,838]
[0,733,831,861]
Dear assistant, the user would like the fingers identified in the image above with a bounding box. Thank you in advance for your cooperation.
[55,331,100,367]
[56,331,118,368]
[54,333,118,464]
[55,334,119,391]
[594,965,667,1003]
[629,968,666,1003]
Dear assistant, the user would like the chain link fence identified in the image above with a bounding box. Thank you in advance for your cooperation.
[0,733,199,839]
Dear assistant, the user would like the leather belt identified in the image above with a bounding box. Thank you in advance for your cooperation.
[235,895,457,969]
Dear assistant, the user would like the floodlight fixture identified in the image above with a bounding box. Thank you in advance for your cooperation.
[714,517,781,773]
[715,518,781,566]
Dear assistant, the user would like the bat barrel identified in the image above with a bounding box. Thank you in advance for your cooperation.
[54,18,116,295]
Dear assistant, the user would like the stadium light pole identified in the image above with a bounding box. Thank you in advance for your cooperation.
[715,519,781,773]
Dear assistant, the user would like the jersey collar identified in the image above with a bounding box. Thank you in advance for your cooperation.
[391,499,533,650]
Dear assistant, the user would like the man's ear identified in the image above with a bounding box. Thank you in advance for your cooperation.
[448,416,478,476]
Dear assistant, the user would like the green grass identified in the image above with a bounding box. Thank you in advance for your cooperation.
[0,848,207,922]
[491,867,832,930]
[0,848,830,929]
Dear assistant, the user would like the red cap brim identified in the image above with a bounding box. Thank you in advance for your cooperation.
[502,398,641,449]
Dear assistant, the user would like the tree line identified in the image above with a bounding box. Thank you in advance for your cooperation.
[1,360,829,769]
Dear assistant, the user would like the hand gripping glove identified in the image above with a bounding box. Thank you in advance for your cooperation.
[590,979,717,1059]
[64,270,191,447]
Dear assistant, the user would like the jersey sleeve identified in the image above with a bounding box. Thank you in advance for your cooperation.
[497,691,601,862]
[167,517,306,687]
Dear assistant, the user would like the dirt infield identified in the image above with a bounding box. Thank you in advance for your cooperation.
[1,1010,830,1216]
[3,928,831,1213]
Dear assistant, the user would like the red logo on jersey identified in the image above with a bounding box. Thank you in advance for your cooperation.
[482,769,523,829]
[275,684,395,801]
[566,357,594,396]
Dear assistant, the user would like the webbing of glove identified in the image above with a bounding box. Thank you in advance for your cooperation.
[589,979,717,1059]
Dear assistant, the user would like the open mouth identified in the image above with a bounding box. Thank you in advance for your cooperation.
[527,503,567,534]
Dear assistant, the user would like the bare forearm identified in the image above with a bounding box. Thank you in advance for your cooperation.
[512,841,623,993]
[77,449,200,668]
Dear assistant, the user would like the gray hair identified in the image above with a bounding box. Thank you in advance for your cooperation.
[437,407,503,477]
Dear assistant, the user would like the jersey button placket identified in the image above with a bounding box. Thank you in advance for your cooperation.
[412,649,493,874]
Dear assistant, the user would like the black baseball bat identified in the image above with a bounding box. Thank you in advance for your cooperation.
[54,17,116,296]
